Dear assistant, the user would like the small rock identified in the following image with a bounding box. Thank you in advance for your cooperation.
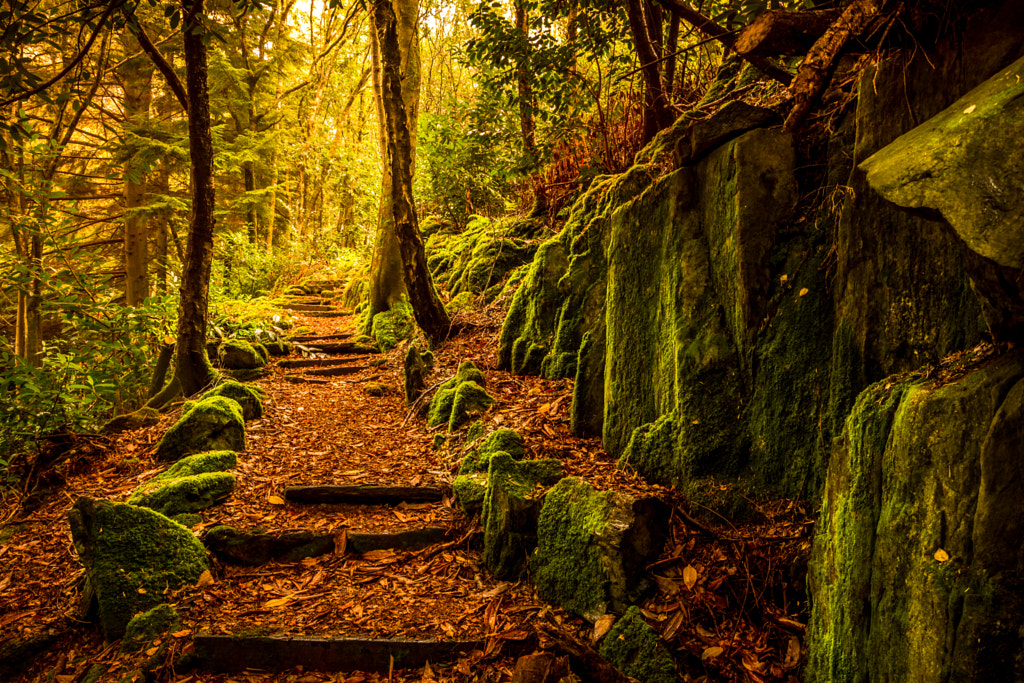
[364,382,388,397]
[598,606,678,683]
[218,340,267,370]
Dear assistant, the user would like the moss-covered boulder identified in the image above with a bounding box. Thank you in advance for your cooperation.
[427,361,495,430]
[459,428,525,475]
[218,339,266,370]
[807,349,1024,682]
[101,407,160,435]
[404,346,434,404]
[199,381,264,420]
[482,453,563,579]
[364,381,388,397]
[531,477,668,621]
[452,472,487,514]
[598,607,678,683]
[121,603,180,654]
[68,498,209,639]
[371,300,415,352]
[263,339,291,356]
[129,472,235,517]
[155,396,245,462]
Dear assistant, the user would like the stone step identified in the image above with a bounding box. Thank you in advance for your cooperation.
[288,332,354,343]
[304,310,352,318]
[279,303,340,313]
[303,365,369,377]
[284,485,446,505]
[194,634,491,673]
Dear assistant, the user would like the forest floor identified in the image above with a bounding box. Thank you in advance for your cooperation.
[0,302,815,683]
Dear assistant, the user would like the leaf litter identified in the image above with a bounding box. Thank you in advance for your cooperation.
[0,308,815,682]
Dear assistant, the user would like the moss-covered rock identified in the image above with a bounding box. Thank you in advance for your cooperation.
[155,397,245,462]
[364,381,388,397]
[263,339,291,356]
[482,453,563,579]
[531,477,668,621]
[447,291,476,315]
[68,498,209,640]
[459,428,526,475]
[120,604,180,654]
[598,607,678,683]
[404,346,434,404]
[218,340,266,370]
[427,361,492,430]
[199,381,264,420]
[371,300,415,352]
[425,216,540,300]
[129,472,235,517]
[101,407,160,435]
[807,350,1024,682]
[452,472,487,515]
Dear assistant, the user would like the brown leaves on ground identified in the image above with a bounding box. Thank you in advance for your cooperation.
[0,308,815,683]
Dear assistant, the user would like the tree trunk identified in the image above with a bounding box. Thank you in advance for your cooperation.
[735,8,843,57]
[515,0,547,217]
[175,0,219,397]
[663,14,680,100]
[120,33,154,306]
[626,0,672,143]
[368,0,420,317]
[371,0,450,343]
[243,159,258,242]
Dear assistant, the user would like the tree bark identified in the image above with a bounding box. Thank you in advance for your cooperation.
[784,0,887,132]
[175,0,219,397]
[735,8,843,57]
[626,0,673,143]
[515,0,547,217]
[368,0,420,317]
[119,32,154,306]
[371,0,450,343]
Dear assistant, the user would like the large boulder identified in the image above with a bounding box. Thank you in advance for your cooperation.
[128,451,237,517]
[807,349,1024,682]
[155,396,245,462]
[218,339,267,370]
[531,477,668,621]
[199,381,265,420]
[68,498,209,640]
[482,453,564,579]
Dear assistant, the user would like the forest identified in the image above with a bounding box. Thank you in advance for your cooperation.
[1,0,1023,681]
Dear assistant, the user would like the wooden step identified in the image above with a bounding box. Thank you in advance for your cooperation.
[288,333,354,343]
[303,365,368,377]
[205,526,451,565]
[277,357,367,369]
[285,485,446,505]
[307,341,376,354]
[304,311,352,318]
[194,634,488,673]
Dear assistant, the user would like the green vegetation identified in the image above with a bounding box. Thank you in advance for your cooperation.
[599,607,678,683]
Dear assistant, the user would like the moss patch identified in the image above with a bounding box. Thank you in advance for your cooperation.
[129,472,236,517]
[599,606,678,683]
[427,361,492,430]
[121,604,180,654]
[218,340,266,370]
[453,472,487,514]
[459,428,526,475]
[371,300,415,352]
[200,381,265,421]
[155,396,245,462]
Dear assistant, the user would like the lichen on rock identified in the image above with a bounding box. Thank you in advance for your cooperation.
[155,396,245,462]
[68,498,209,640]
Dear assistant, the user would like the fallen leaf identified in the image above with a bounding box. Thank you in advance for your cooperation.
[195,570,215,587]
[696,624,717,639]
[934,548,950,562]
[171,629,192,638]
[145,646,160,656]
[592,614,616,642]
[780,274,789,283]
[702,646,724,661]
[265,595,293,609]
[268,495,285,505]
[742,652,767,673]
[421,661,436,682]
[799,287,809,297]
[783,636,801,670]
[683,564,698,591]
[479,582,510,599]
[335,530,348,555]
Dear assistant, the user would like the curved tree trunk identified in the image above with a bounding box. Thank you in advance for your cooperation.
[368,0,420,317]
[371,0,450,343]
[175,0,219,397]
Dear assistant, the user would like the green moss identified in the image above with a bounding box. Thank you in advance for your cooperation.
[599,607,678,683]
[464,420,486,444]
[459,428,525,475]
[371,300,415,352]
[121,604,180,654]
[132,450,236,498]
[287,325,314,338]
[447,291,476,315]
[129,472,236,517]
[482,453,564,579]
[171,513,203,528]
[200,381,264,420]
[532,477,616,620]
[218,339,266,370]
[427,362,489,428]
[364,381,388,397]
[449,380,496,431]
[155,396,245,462]
[223,367,267,382]
[68,499,210,639]
[453,472,487,514]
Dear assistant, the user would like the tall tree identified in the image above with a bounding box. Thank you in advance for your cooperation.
[367,0,420,317]
[371,0,450,342]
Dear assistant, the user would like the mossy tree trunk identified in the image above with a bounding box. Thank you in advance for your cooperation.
[371,0,450,343]
[175,0,219,397]
[368,0,420,317]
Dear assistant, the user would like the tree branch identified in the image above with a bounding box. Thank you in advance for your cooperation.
[127,19,190,113]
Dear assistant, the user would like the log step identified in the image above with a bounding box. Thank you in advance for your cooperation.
[285,485,446,505]
[205,526,451,565]
[303,365,369,377]
[280,303,340,313]
[288,333,354,343]
[307,341,377,354]
[283,375,329,384]
[277,357,368,369]
[194,634,486,673]
[305,311,352,318]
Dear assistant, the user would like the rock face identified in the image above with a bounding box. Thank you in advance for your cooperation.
[806,350,1024,682]
[531,477,668,622]
[68,498,209,639]
[199,381,265,420]
[427,361,496,430]
[155,397,245,462]
[482,453,563,579]
[129,451,238,516]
